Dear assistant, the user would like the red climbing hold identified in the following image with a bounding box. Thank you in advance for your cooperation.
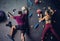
[35,0,39,4]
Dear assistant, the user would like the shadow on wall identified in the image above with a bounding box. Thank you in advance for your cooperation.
[51,10,60,36]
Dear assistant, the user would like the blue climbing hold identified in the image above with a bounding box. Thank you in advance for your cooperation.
[27,0,33,6]
[28,12,33,18]
[13,9,16,12]
[34,23,39,29]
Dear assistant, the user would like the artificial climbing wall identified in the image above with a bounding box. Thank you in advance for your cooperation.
[0,0,60,41]
[0,0,27,41]
[27,0,60,41]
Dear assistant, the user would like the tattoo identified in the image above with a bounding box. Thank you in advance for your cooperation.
[8,12,13,16]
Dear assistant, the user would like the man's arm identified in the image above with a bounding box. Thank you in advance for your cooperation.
[8,12,14,19]
[24,9,29,15]
[24,10,28,14]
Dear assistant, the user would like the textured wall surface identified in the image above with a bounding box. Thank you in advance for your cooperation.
[0,0,27,41]
[27,0,60,41]
[0,0,60,41]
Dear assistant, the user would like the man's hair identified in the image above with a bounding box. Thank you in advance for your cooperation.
[18,11,22,14]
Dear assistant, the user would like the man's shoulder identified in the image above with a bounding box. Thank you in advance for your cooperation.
[23,14,27,16]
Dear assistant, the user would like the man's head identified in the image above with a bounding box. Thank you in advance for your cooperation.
[18,11,22,15]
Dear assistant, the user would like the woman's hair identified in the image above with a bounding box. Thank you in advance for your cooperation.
[46,10,52,16]
[18,11,22,14]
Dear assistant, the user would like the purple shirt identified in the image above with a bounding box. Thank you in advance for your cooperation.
[13,14,26,26]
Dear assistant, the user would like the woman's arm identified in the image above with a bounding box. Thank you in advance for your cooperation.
[39,16,45,22]
[50,9,54,15]
[48,7,54,15]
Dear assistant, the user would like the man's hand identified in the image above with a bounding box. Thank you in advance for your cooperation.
[24,10,28,14]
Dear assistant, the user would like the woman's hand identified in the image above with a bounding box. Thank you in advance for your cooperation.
[48,6,54,15]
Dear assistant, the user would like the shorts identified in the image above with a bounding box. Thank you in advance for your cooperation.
[15,24,26,33]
